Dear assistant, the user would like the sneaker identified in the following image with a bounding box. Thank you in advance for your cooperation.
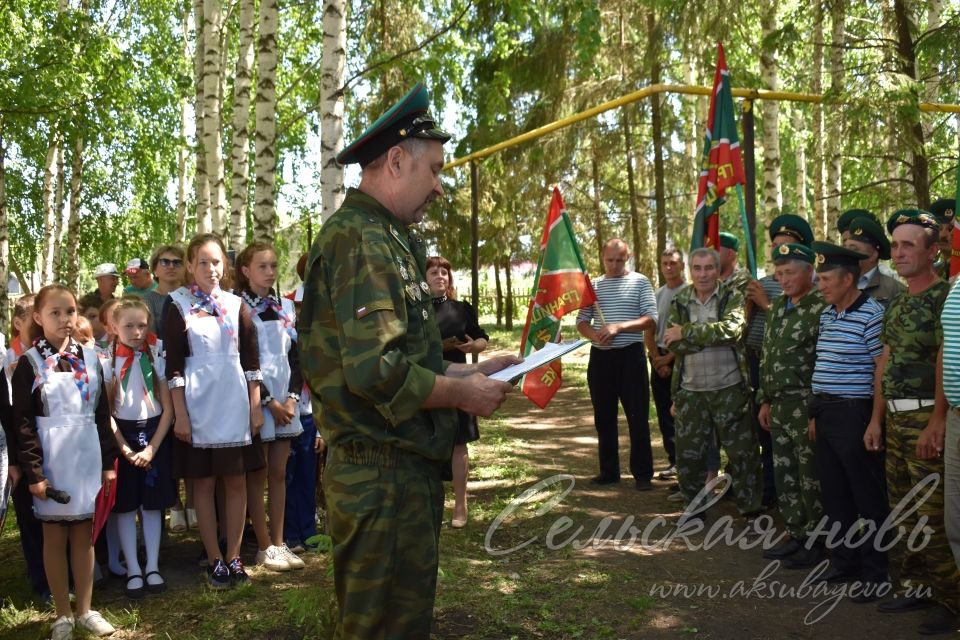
[228,556,250,585]
[657,466,677,479]
[186,508,198,530]
[279,544,305,570]
[285,540,306,554]
[169,508,187,533]
[75,610,115,637]
[206,559,231,590]
[255,546,290,572]
[667,490,684,502]
[50,615,74,640]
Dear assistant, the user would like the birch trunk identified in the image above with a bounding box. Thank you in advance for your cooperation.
[175,6,190,242]
[760,4,782,228]
[52,144,65,280]
[320,0,347,222]
[922,0,943,144]
[793,109,809,218]
[253,0,279,241]
[193,0,210,232]
[229,0,256,250]
[41,136,60,285]
[811,0,827,239]
[0,129,8,321]
[64,137,84,291]
[825,0,845,234]
[202,0,227,238]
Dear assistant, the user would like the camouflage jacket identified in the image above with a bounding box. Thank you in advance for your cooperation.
[298,188,457,461]
[880,279,949,400]
[863,268,905,309]
[756,288,826,405]
[723,266,751,298]
[667,280,750,395]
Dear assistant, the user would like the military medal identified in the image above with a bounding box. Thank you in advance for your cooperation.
[400,264,409,280]
[420,281,429,293]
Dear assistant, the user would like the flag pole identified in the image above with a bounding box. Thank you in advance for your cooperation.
[735,184,758,278]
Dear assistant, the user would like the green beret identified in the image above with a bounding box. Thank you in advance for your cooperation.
[337,82,451,167]
[837,208,879,234]
[885,209,940,234]
[847,216,891,260]
[773,242,815,264]
[719,232,739,251]
[811,241,868,272]
[929,198,956,224]
[769,213,813,246]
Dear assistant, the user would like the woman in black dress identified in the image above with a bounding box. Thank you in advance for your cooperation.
[426,256,489,528]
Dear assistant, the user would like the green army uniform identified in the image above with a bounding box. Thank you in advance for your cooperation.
[929,199,956,281]
[299,84,458,640]
[847,216,904,308]
[719,231,751,297]
[757,244,826,542]
[881,211,959,613]
[668,281,761,514]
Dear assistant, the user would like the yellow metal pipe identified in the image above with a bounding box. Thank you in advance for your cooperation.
[444,83,960,170]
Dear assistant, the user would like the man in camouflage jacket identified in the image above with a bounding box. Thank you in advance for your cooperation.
[756,243,826,567]
[665,248,761,517]
[864,211,958,635]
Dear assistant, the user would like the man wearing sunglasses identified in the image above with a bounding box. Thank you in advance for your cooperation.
[144,245,187,336]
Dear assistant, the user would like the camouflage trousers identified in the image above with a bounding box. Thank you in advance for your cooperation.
[324,445,444,640]
[675,383,762,515]
[769,394,822,540]
[886,408,960,612]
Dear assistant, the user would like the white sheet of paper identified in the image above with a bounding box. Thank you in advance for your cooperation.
[487,339,589,382]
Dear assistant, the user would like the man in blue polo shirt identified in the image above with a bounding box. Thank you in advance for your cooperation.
[809,241,889,602]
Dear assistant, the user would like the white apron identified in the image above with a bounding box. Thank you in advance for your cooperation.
[170,288,251,448]
[252,297,302,441]
[26,346,102,520]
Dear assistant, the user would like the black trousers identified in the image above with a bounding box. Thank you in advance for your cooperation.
[587,343,653,481]
[649,349,676,466]
[813,396,889,582]
[747,347,776,505]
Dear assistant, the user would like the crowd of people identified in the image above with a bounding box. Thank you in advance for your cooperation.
[0,237,330,639]
[579,204,960,636]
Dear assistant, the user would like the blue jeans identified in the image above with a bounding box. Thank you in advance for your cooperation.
[284,413,319,544]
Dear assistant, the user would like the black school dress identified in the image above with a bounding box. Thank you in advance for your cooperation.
[432,296,489,445]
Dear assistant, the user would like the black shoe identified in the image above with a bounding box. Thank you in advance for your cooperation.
[206,559,231,590]
[878,595,937,613]
[817,566,859,584]
[144,570,167,595]
[635,478,653,491]
[918,604,958,635]
[784,545,824,569]
[589,475,620,485]
[850,581,891,604]
[762,537,802,560]
[124,574,145,600]
[228,556,250,586]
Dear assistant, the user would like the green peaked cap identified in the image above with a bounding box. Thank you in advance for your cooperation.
[769,213,813,246]
[773,242,815,264]
[929,198,956,224]
[811,241,868,272]
[337,82,452,167]
[719,232,739,251]
[837,208,878,234]
[847,216,891,260]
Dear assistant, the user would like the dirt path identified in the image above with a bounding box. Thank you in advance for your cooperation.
[436,346,935,639]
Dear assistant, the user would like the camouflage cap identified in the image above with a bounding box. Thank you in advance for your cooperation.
[769,213,813,246]
[719,232,739,251]
[847,216,891,260]
[837,208,879,234]
[773,242,815,264]
[929,198,956,225]
[811,241,868,272]
[337,82,452,167]
[885,209,940,234]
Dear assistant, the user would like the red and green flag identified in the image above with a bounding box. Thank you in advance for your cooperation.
[691,42,746,252]
[519,187,597,409]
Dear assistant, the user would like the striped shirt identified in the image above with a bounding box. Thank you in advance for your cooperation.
[812,292,884,398]
[745,275,784,350]
[655,282,687,348]
[942,280,960,405]
[576,271,657,350]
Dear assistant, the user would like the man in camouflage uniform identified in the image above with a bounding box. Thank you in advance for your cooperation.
[864,210,958,634]
[664,248,761,518]
[299,83,517,639]
[756,243,826,567]
[929,198,956,281]
[719,231,751,296]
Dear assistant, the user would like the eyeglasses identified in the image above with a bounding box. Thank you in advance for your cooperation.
[158,258,184,268]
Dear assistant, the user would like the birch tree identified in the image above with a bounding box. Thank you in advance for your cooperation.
[320,0,347,222]
[253,0,279,241]
[229,0,256,249]
[825,0,845,232]
[202,0,227,237]
[0,127,8,322]
[760,4,782,228]
[194,0,210,232]
[40,134,60,284]
[64,136,84,291]
[811,0,827,239]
